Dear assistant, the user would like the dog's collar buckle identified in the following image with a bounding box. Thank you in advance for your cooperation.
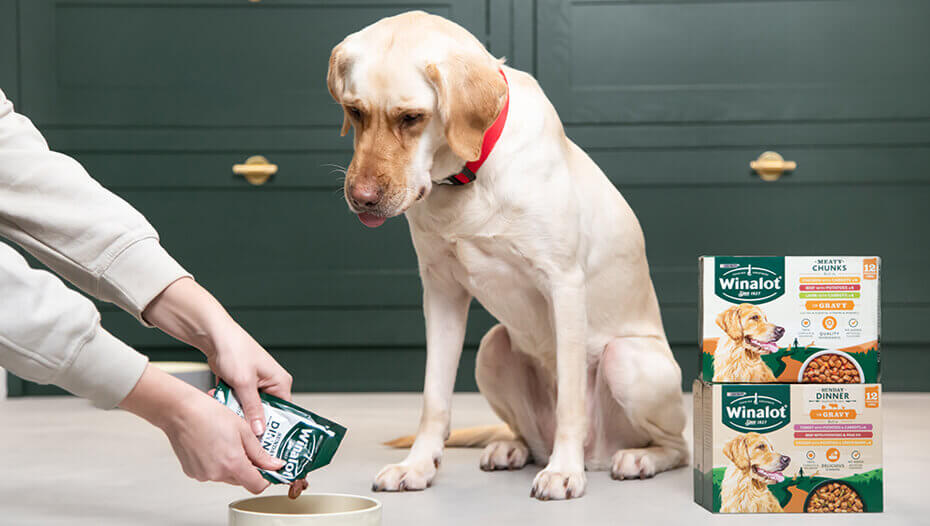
[437,166,476,185]
[440,69,509,187]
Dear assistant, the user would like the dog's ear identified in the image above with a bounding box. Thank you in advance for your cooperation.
[716,304,744,341]
[723,435,750,470]
[426,55,507,162]
[327,42,352,137]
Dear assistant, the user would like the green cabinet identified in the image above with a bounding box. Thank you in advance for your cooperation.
[18,0,485,126]
[0,0,16,100]
[536,0,930,391]
[4,0,930,394]
[539,0,930,124]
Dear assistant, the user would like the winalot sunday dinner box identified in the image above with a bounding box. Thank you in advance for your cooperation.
[693,380,883,513]
[699,256,880,383]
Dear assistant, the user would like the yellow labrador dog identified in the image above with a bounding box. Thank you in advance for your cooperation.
[327,11,687,500]
[720,433,790,513]
[713,304,785,382]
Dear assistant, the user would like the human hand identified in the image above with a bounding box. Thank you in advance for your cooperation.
[205,322,293,436]
[142,277,293,435]
[120,364,285,494]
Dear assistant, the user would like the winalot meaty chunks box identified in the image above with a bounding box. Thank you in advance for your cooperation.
[693,380,883,513]
[699,256,880,383]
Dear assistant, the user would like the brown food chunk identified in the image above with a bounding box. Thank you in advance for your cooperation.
[288,478,309,499]
[805,482,864,513]
[801,354,861,383]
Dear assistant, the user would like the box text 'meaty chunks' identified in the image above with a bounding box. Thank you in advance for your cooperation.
[699,256,880,384]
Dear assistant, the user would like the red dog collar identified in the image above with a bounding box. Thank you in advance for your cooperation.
[440,69,509,185]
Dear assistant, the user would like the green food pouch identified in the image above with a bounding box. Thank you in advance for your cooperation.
[213,381,347,484]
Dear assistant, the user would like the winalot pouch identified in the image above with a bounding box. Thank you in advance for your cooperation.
[213,381,347,483]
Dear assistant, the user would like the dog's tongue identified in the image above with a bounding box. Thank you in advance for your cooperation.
[757,468,785,483]
[752,339,779,354]
[358,212,386,228]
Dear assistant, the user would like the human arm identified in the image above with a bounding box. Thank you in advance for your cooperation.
[0,88,291,429]
[0,88,300,494]
[0,88,188,325]
[0,240,147,408]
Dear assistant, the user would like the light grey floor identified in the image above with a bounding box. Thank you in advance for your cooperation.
[0,393,925,525]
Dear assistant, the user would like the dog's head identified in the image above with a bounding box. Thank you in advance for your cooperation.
[326,11,508,227]
[716,303,785,355]
[723,433,790,485]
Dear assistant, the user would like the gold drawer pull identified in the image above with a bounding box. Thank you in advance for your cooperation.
[233,155,278,185]
[751,151,796,182]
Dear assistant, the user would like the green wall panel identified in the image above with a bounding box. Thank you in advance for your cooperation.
[538,0,930,124]
[488,0,536,74]
[0,0,16,100]
[8,0,930,394]
[19,0,485,126]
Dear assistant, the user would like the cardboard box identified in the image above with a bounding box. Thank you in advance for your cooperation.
[693,380,883,513]
[700,256,880,383]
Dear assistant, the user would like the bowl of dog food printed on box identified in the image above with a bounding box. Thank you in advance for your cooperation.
[803,480,866,513]
[798,350,864,384]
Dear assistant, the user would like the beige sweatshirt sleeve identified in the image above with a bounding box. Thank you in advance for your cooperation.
[0,88,191,407]
[0,243,149,408]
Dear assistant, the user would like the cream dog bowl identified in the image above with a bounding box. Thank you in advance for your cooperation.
[151,361,213,391]
[229,494,381,526]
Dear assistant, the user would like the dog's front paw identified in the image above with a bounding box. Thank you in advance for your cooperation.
[480,440,530,471]
[610,449,656,480]
[530,469,586,500]
[372,460,437,492]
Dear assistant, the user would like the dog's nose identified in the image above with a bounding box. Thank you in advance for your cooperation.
[349,184,382,209]
[773,326,785,339]
[780,455,790,468]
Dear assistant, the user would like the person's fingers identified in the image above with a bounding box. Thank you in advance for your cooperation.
[261,370,293,401]
[234,382,267,436]
[279,371,294,400]
[235,462,272,495]
[241,429,285,471]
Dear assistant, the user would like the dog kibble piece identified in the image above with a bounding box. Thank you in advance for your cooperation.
[806,482,864,513]
[802,353,861,383]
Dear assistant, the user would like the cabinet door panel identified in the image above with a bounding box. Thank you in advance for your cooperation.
[0,0,16,99]
[538,0,930,123]
[19,0,484,126]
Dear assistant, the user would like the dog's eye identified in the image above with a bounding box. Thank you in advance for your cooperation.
[757,444,766,450]
[346,106,362,119]
[401,113,424,125]
[750,315,760,321]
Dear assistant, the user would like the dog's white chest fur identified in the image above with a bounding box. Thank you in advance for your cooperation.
[409,206,556,360]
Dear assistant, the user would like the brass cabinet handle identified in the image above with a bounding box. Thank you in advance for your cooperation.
[233,155,278,185]
[750,151,796,182]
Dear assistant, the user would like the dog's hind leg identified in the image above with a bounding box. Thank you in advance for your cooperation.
[475,324,551,472]
[600,336,689,480]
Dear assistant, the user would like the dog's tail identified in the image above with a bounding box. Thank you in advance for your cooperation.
[384,424,514,448]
